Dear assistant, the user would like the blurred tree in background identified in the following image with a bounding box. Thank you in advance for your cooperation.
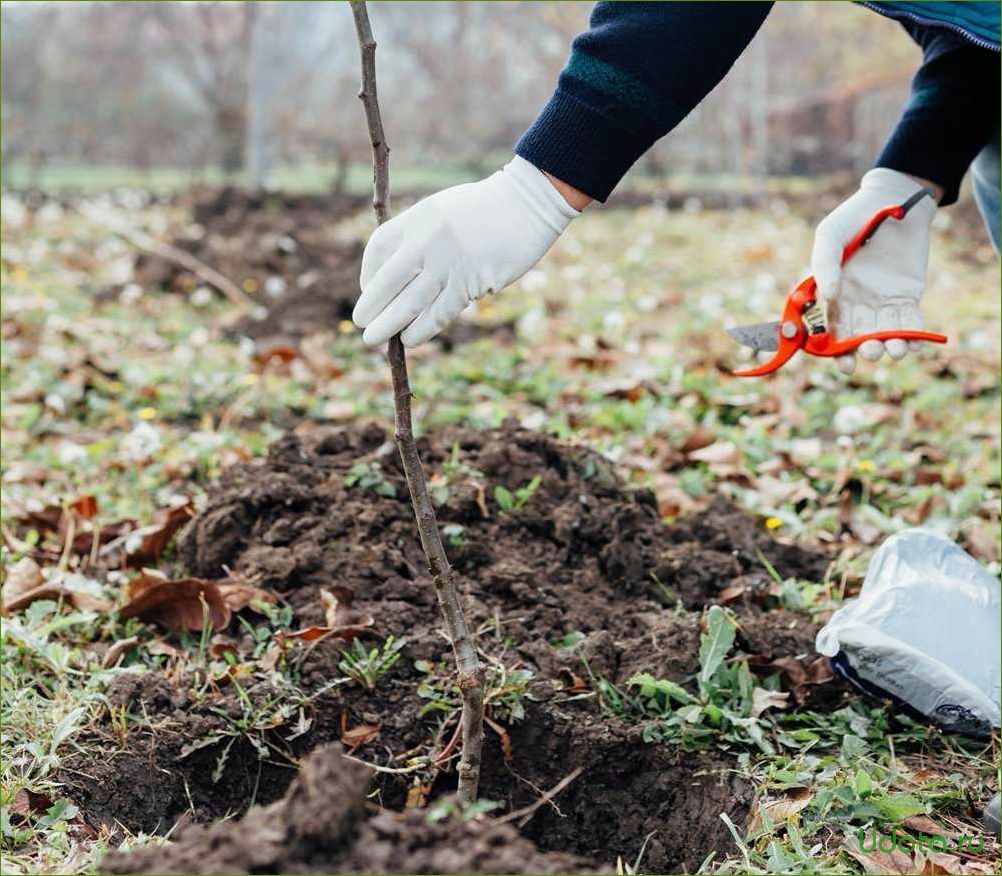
[1,1,920,191]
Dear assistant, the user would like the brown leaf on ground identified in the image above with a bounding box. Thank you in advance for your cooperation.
[904,494,941,526]
[146,638,182,659]
[750,687,790,717]
[558,668,588,694]
[963,523,1000,564]
[844,842,914,874]
[679,426,716,454]
[918,854,998,874]
[718,585,747,604]
[2,559,112,615]
[768,655,834,704]
[13,504,64,535]
[340,722,379,750]
[15,502,137,560]
[300,332,344,379]
[101,635,141,668]
[71,495,99,519]
[125,500,194,567]
[283,589,373,643]
[10,788,55,822]
[687,441,739,466]
[217,579,276,613]
[903,815,954,837]
[253,341,299,368]
[747,787,812,835]
[259,642,284,671]
[119,569,230,632]
[405,782,431,809]
[209,635,239,659]
[3,557,45,604]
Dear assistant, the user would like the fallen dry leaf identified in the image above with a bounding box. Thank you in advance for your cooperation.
[101,635,141,668]
[3,556,45,605]
[747,787,812,834]
[687,441,739,466]
[120,569,230,632]
[679,426,716,454]
[919,853,997,875]
[209,635,239,659]
[10,788,55,822]
[750,686,790,717]
[253,340,299,368]
[843,837,917,874]
[406,782,431,809]
[340,722,380,749]
[299,332,344,379]
[768,655,835,704]
[2,560,112,615]
[71,495,99,519]
[963,523,1000,564]
[283,589,373,643]
[217,579,276,613]
[559,668,588,694]
[125,500,194,567]
[833,402,897,436]
[259,641,284,672]
[146,638,182,659]
[14,503,137,560]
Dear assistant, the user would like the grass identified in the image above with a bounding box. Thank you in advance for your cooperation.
[1,160,842,199]
[1,186,998,873]
[0,160,484,197]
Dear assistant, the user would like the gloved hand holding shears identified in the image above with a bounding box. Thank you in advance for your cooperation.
[727,168,947,376]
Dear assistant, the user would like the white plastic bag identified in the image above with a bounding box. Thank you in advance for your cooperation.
[816,528,1000,736]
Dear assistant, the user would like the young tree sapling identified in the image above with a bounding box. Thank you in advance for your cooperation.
[348,0,485,805]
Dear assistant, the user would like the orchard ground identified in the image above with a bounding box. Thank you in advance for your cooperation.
[1,181,999,874]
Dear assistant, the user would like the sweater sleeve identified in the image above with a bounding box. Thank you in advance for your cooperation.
[877,24,1000,205]
[514,1,773,202]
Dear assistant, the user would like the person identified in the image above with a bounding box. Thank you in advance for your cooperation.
[353,1,1000,377]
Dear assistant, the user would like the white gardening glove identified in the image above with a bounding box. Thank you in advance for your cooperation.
[811,168,936,375]
[353,156,579,347]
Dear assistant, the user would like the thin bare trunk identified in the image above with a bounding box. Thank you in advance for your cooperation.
[348,0,485,806]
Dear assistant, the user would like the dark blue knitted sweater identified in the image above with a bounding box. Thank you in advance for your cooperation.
[515,1,1000,205]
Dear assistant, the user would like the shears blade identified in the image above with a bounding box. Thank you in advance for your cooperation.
[726,320,782,353]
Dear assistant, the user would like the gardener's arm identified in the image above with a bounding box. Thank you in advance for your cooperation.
[811,28,1000,373]
[353,1,773,346]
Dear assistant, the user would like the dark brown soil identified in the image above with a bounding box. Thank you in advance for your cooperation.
[72,422,840,874]
[101,744,599,875]
[131,187,366,342]
[131,187,515,348]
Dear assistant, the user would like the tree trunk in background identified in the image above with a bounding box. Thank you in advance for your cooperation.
[217,105,248,178]
[750,34,769,198]
[331,144,351,196]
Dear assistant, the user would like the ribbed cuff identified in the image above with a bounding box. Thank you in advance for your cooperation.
[515,88,659,203]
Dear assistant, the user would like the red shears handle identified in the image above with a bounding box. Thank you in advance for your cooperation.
[734,189,947,377]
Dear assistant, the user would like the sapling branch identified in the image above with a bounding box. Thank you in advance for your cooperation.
[348,0,485,805]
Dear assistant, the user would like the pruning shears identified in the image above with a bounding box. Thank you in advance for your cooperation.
[726,189,948,377]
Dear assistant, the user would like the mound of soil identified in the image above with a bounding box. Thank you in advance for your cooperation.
[102,744,596,875]
[132,187,367,342]
[72,423,838,874]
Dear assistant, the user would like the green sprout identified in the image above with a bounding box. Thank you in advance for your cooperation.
[494,475,542,514]
[339,636,406,690]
